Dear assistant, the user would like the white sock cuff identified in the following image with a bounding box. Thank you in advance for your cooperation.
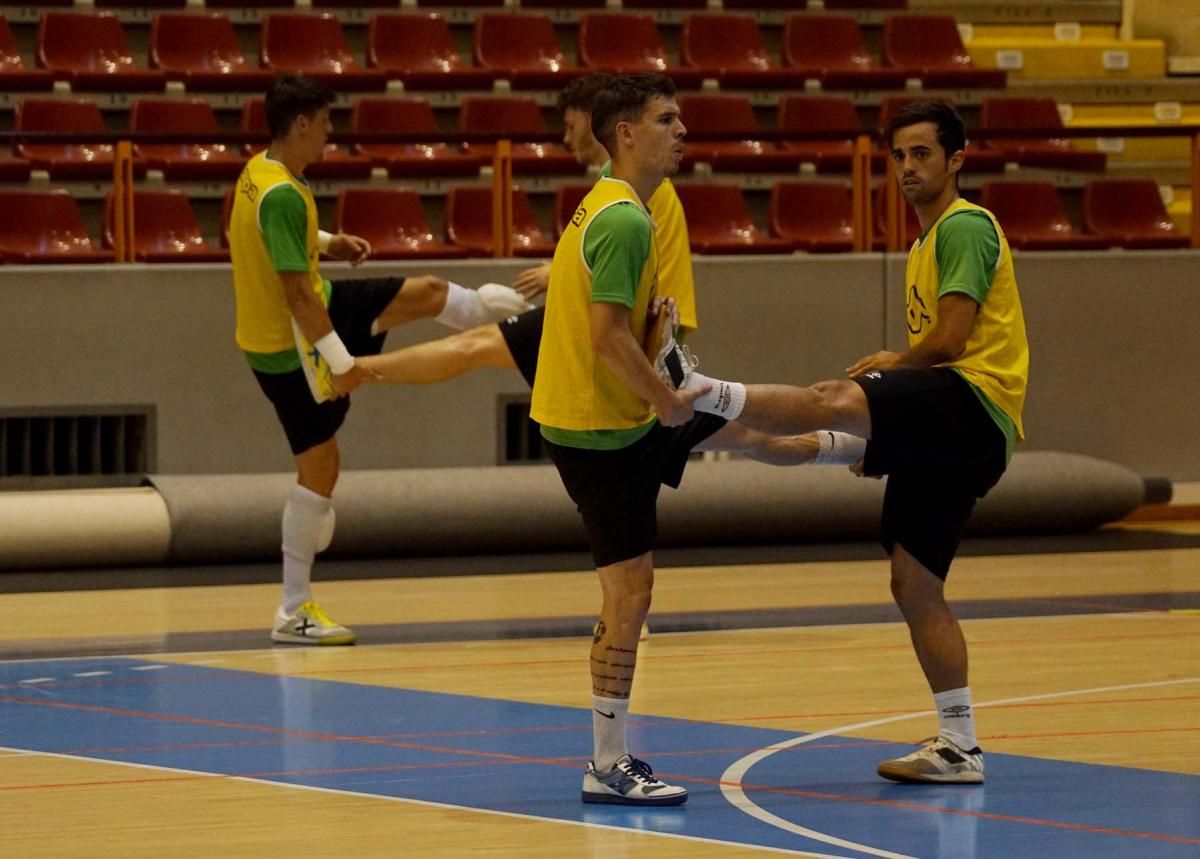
[434,281,479,330]
[282,484,331,562]
[814,430,867,465]
[592,694,631,712]
[690,373,745,421]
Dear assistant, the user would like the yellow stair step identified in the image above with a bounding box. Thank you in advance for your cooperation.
[961,23,1119,43]
[1059,103,1200,162]
[968,37,1166,79]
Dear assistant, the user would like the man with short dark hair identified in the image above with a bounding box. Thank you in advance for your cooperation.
[660,100,1030,784]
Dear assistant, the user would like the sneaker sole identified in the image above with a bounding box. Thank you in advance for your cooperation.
[581,790,687,806]
[270,630,357,646]
[876,763,983,784]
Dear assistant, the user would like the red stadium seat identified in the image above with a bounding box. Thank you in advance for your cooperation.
[351,97,484,178]
[205,0,292,7]
[980,97,1106,172]
[221,188,235,249]
[95,0,185,8]
[672,183,793,255]
[367,14,496,90]
[312,0,393,7]
[445,186,555,258]
[457,96,581,176]
[577,13,705,87]
[0,155,31,182]
[0,190,114,264]
[15,98,147,180]
[240,98,373,180]
[882,14,1006,89]
[150,13,274,92]
[335,189,471,260]
[769,181,855,253]
[415,0,503,6]
[622,0,707,8]
[553,183,592,239]
[980,181,1110,250]
[473,13,580,89]
[777,95,870,173]
[825,0,907,6]
[871,183,922,250]
[37,12,165,91]
[103,189,228,263]
[1082,179,1190,249]
[878,96,1007,173]
[260,14,387,91]
[676,94,807,172]
[782,14,912,90]
[130,98,245,181]
[680,13,808,88]
[0,14,55,91]
[519,0,606,8]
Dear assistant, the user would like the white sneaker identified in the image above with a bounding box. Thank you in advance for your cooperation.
[271,600,356,646]
[877,737,984,784]
[653,336,699,391]
[478,283,534,321]
[582,755,688,806]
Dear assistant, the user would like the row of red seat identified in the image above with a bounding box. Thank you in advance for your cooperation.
[0,179,1183,265]
[5,0,905,9]
[0,11,1000,94]
[1,93,1101,183]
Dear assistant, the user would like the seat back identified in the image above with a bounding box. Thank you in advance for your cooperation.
[368,13,466,73]
[351,96,439,157]
[979,181,1074,236]
[446,186,548,253]
[14,97,109,160]
[1083,179,1180,237]
[554,183,591,238]
[578,13,668,72]
[672,183,759,242]
[782,14,873,70]
[261,14,361,73]
[980,96,1067,149]
[457,95,548,150]
[38,11,139,74]
[777,95,861,137]
[150,12,249,74]
[474,13,569,73]
[681,13,776,71]
[130,98,227,160]
[335,189,437,250]
[677,94,760,135]
[221,187,235,248]
[872,184,921,245]
[0,189,100,255]
[103,188,212,255]
[882,14,973,69]
[769,181,854,241]
[0,14,29,72]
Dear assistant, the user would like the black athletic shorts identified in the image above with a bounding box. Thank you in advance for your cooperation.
[544,414,727,568]
[252,277,403,456]
[853,367,1008,580]
[498,305,545,387]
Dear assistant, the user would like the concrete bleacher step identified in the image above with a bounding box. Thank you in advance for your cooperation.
[1059,102,1200,163]
[966,37,1166,80]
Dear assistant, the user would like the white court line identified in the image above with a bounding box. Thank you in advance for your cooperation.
[72,671,111,678]
[18,678,56,685]
[720,676,1200,859]
[129,665,167,672]
[0,746,848,858]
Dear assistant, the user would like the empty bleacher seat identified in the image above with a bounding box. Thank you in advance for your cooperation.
[103,189,228,263]
[553,183,592,239]
[882,14,1006,89]
[520,0,606,8]
[782,14,912,90]
[0,14,55,91]
[878,96,1007,173]
[445,186,555,258]
[240,98,372,180]
[980,97,1106,172]
[351,97,483,178]
[367,13,496,90]
[15,97,146,181]
[130,98,245,181]
[335,189,470,260]
[672,184,792,255]
[980,181,1109,250]
[622,0,707,8]
[261,14,387,91]
[769,181,855,253]
[577,13,704,87]
[221,188,234,249]
[457,96,580,176]
[872,184,921,250]
[676,94,806,172]
[1082,179,1190,249]
[0,190,114,264]
[205,0,292,9]
[680,13,808,88]
[473,13,580,89]
[150,13,274,92]
[777,95,867,173]
[37,12,165,92]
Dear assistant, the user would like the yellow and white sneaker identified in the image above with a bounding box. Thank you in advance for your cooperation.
[271,600,356,646]
[877,736,984,784]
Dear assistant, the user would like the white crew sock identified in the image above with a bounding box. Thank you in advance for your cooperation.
[592,695,631,772]
[813,430,867,465]
[686,372,746,421]
[934,687,978,751]
[280,484,331,615]
[435,282,532,330]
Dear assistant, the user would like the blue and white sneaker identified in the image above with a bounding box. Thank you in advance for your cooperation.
[581,754,688,806]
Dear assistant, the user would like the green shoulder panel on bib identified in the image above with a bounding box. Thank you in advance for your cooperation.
[585,202,652,309]
[258,183,310,273]
[934,210,999,305]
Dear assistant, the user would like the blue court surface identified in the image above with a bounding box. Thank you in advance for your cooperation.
[2,657,1198,858]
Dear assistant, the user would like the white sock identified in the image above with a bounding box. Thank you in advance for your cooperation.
[686,372,746,421]
[813,430,867,465]
[280,484,330,615]
[592,695,630,772]
[934,687,978,751]
[434,282,532,330]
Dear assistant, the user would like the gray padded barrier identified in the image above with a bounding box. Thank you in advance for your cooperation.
[145,451,1148,565]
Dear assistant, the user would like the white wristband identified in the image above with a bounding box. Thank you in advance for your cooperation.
[317,230,333,253]
[314,330,354,375]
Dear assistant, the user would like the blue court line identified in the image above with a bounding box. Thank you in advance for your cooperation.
[2,658,1198,859]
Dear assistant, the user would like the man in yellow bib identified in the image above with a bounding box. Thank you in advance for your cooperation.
[661,101,1029,785]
